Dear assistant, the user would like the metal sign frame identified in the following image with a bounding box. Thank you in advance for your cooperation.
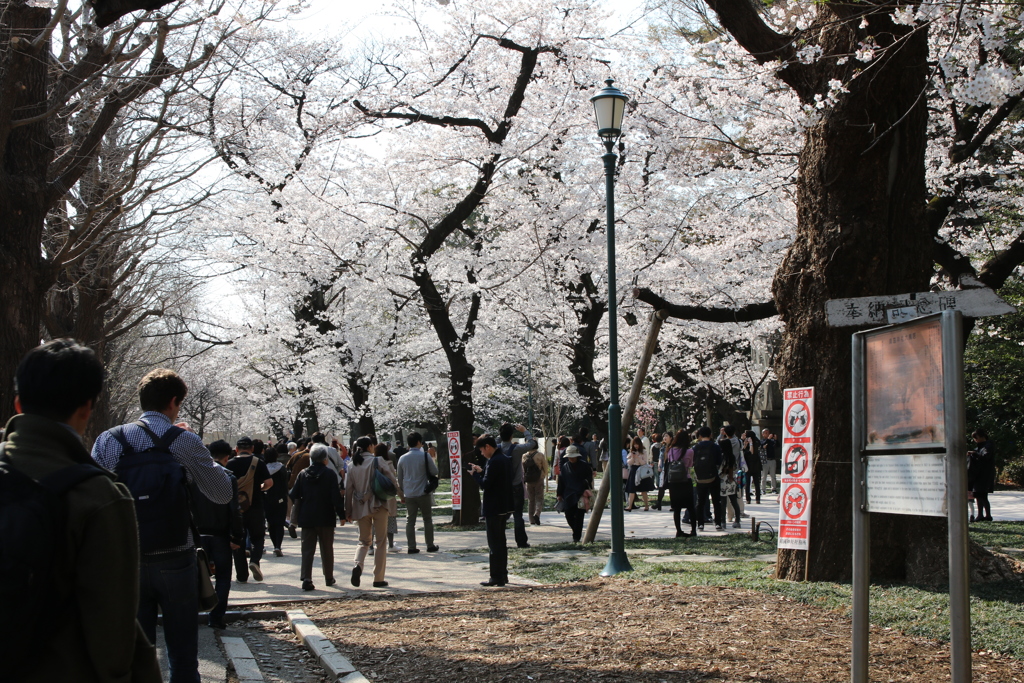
[851,310,970,683]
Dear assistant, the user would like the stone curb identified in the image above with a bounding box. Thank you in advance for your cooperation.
[220,636,264,682]
[286,609,368,683]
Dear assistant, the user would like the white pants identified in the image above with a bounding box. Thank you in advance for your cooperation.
[762,460,778,493]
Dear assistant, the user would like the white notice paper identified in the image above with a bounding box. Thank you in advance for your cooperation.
[866,454,947,517]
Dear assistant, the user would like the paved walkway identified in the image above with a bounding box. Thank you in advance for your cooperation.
[226,492,783,604]
[226,489,1024,605]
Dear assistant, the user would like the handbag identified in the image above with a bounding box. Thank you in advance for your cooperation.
[635,463,654,486]
[554,499,567,513]
[371,456,397,501]
[185,490,219,613]
[423,450,439,494]
[195,546,219,612]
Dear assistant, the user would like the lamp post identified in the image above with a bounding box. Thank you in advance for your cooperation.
[592,78,632,576]
[526,326,535,432]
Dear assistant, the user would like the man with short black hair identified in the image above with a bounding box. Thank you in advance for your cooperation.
[192,440,243,630]
[226,436,273,582]
[397,431,439,554]
[760,429,778,495]
[2,339,161,682]
[692,426,724,532]
[470,436,514,586]
[93,367,232,683]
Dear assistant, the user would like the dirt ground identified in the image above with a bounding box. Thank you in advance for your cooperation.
[303,579,1024,682]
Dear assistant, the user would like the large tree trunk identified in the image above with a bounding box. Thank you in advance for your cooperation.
[413,268,481,524]
[0,4,52,422]
[347,370,376,438]
[770,13,943,582]
[567,284,609,435]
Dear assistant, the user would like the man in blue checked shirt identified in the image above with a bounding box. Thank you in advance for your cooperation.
[93,368,232,683]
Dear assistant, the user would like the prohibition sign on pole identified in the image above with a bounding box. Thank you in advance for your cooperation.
[786,400,811,437]
[448,435,460,456]
[782,484,809,519]
[784,444,809,478]
[451,477,461,497]
[450,457,461,477]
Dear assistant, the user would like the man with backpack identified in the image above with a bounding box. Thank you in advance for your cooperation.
[497,423,537,548]
[691,426,725,531]
[226,436,273,582]
[93,368,233,683]
[397,432,440,554]
[522,444,548,525]
[1,339,161,683]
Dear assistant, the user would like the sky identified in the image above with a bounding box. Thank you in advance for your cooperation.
[285,0,653,42]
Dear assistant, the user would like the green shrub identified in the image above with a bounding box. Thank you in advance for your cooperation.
[1001,458,1024,486]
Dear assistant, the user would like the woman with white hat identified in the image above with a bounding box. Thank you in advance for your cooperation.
[556,445,594,543]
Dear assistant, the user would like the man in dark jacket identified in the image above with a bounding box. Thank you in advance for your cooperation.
[192,440,244,630]
[498,423,536,548]
[1,339,161,682]
[226,436,273,583]
[470,436,513,586]
[970,429,997,522]
[289,445,345,591]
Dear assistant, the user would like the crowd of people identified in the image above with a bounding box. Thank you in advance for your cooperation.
[1,337,1002,682]
[542,425,781,538]
[0,339,446,683]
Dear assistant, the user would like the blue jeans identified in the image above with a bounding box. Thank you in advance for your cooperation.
[139,550,200,683]
[200,535,232,625]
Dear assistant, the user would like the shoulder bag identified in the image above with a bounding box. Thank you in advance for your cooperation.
[423,451,439,494]
[371,457,397,502]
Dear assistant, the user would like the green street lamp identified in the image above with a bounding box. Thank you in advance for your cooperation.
[592,78,632,576]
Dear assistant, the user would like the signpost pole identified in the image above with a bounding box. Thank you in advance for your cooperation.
[942,311,971,683]
[851,332,869,683]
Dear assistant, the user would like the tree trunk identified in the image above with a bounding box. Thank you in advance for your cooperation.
[0,4,53,423]
[347,370,376,438]
[770,15,943,582]
[568,292,609,436]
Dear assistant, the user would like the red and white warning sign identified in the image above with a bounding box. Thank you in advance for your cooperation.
[447,431,462,510]
[779,387,814,550]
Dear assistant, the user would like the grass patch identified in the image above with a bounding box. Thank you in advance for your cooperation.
[970,520,1024,551]
[498,530,1024,660]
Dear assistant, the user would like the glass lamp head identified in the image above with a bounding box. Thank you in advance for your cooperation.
[590,79,628,141]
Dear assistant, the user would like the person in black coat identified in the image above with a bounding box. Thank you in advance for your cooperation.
[289,446,345,591]
[470,435,513,586]
[263,444,290,557]
[969,429,996,522]
[191,440,244,630]
[556,445,593,543]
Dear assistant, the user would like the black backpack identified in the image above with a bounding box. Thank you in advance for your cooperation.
[692,441,719,483]
[522,451,542,484]
[110,421,190,554]
[0,447,109,679]
[666,449,690,484]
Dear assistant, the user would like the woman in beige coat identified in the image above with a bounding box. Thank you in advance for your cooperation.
[345,437,400,588]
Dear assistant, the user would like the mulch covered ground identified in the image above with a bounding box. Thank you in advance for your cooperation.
[303,579,1024,682]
